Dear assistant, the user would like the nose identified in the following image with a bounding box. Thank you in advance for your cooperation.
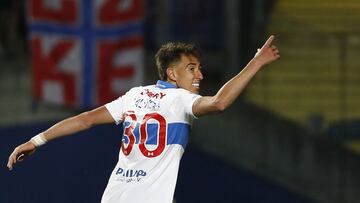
[196,69,203,80]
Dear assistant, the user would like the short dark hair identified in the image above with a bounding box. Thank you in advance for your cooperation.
[155,42,201,80]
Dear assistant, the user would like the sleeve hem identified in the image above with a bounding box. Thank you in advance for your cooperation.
[104,103,122,125]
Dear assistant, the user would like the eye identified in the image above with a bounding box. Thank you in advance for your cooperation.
[187,66,195,72]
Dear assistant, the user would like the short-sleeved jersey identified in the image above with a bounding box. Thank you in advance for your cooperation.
[101,80,201,203]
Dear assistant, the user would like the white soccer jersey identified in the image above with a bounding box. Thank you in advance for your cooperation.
[101,80,201,203]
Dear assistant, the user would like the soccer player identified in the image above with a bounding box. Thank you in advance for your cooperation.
[7,35,280,203]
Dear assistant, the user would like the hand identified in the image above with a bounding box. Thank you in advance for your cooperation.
[7,141,37,171]
[254,35,280,66]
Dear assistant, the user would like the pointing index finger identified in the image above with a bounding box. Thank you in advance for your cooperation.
[262,35,275,48]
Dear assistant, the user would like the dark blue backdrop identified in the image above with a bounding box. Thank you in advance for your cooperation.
[0,122,315,203]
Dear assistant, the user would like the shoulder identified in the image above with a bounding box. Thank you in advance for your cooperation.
[123,85,154,96]
[178,88,201,98]
[165,88,195,95]
[168,88,202,105]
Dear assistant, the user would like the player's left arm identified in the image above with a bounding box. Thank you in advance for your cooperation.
[193,35,280,117]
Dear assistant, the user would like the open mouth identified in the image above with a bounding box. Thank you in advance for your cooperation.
[192,83,200,87]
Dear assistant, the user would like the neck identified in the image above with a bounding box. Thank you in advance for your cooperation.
[165,79,177,86]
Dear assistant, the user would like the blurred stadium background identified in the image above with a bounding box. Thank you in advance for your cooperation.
[1,0,360,202]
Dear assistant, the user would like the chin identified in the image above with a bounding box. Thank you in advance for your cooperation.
[191,88,200,94]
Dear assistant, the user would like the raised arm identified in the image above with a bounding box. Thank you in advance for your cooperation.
[193,35,280,117]
[7,106,114,170]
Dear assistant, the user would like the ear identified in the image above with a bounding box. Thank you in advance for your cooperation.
[166,68,177,81]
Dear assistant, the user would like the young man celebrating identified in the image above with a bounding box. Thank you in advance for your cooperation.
[7,35,280,203]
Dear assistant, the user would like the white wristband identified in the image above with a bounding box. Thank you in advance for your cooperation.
[30,133,47,147]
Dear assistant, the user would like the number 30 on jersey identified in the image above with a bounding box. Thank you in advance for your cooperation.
[121,111,166,158]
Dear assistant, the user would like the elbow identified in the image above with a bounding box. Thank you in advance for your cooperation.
[213,99,228,113]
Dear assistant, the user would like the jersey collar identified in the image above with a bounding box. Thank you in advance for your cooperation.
[156,80,177,89]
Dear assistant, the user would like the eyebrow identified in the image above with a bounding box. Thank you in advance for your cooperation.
[186,63,202,67]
